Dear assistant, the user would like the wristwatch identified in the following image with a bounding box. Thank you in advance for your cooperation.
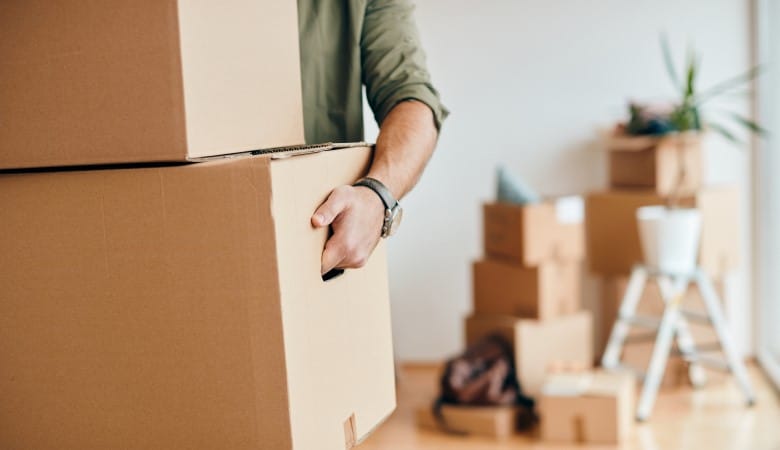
[353,177,403,238]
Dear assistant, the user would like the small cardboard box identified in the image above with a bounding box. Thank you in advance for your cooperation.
[465,312,593,395]
[483,196,584,266]
[585,187,739,277]
[416,405,519,440]
[0,0,304,169]
[539,371,635,444]
[0,145,394,450]
[608,133,702,196]
[472,259,580,319]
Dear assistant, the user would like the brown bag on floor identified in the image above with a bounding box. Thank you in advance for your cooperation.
[434,334,536,434]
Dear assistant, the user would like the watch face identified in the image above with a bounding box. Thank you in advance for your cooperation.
[388,206,403,236]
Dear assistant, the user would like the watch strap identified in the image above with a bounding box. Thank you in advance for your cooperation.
[353,177,397,210]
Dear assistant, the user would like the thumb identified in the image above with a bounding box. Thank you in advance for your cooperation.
[312,187,349,228]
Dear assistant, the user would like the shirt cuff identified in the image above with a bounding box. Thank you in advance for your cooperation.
[374,84,450,131]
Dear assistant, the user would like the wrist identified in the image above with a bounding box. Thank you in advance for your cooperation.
[353,177,404,238]
[365,171,402,201]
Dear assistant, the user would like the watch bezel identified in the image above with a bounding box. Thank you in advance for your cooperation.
[384,204,403,237]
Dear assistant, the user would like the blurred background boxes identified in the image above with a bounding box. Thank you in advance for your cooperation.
[464,196,590,397]
[539,371,635,444]
[483,199,584,265]
[465,312,593,395]
[607,133,702,196]
[585,186,739,277]
[472,259,580,319]
[415,405,519,439]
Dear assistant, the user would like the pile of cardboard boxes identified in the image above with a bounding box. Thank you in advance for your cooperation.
[417,196,595,438]
[586,133,740,387]
[0,4,394,450]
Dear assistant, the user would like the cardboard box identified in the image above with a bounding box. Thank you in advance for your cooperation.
[472,259,580,319]
[585,187,739,276]
[465,312,593,395]
[608,133,702,196]
[539,371,635,444]
[483,197,584,266]
[0,0,304,169]
[0,145,394,450]
[416,405,519,439]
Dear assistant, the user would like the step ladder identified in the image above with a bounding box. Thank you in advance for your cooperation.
[601,265,755,421]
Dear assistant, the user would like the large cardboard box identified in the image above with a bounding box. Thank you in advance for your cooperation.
[483,197,584,266]
[585,187,739,276]
[472,259,580,319]
[539,371,635,444]
[465,312,593,395]
[415,405,519,439]
[0,0,304,169]
[608,133,702,196]
[0,146,395,450]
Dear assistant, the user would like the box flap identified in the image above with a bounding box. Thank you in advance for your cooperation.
[187,142,370,163]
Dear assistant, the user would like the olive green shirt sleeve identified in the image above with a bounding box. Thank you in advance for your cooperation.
[361,0,449,130]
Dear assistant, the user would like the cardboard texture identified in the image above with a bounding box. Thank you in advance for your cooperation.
[465,312,593,395]
[472,259,580,319]
[600,277,729,387]
[585,187,740,277]
[539,372,635,444]
[608,134,702,195]
[415,405,519,440]
[0,146,395,450]
[483,199,584,266]
[0,0,304,169]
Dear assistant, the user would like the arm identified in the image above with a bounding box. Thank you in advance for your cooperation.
[311,0,447,274]
[311,101,438,274]
[366,100,438,199]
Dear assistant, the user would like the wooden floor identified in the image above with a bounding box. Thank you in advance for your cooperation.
[360,364,780,450]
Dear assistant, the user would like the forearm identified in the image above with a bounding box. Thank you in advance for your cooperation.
[366,100,439,199]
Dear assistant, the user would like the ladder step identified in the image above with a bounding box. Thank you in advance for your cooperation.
[620,314,661,329]
[605,363,646,380]
[623,332,658,344]
[691,341,723,353]
[681,354,731,372]
[679,309,712,325]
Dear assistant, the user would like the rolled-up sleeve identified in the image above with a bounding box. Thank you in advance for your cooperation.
[361,0,449,130]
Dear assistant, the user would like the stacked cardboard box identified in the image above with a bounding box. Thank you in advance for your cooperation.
[467,197,594,396]
[0,3,394,450]
[416,197,593,439]
[587,132,740,372]
[538,371,635,445]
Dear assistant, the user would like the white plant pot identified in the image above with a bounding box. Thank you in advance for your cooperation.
[636,206,702,274]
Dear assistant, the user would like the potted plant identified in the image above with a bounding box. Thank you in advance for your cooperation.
[618,36,765,274]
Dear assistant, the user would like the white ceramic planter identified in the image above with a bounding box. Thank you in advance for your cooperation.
[636,206,702,274]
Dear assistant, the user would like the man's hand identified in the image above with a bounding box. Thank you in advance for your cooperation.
[311,100,438,276]
[311,185,385,275]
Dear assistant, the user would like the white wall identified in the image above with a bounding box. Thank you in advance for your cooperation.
[363,0,754,361]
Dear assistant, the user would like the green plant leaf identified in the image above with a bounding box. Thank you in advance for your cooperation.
[694,66,765,104]
[729,112,769,136]
[685,46,697,99]
[660,33,682,92]
[708,121,742,144]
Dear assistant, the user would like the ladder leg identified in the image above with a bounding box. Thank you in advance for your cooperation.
[636,276,686,421]
[695,271,756,405]
[602,266,647,369]
[656,277,707,388]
